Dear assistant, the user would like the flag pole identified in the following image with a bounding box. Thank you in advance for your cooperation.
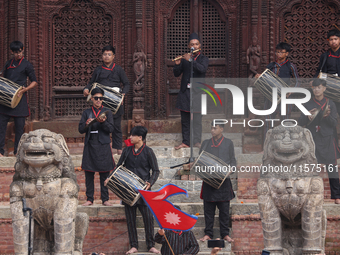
[164,234,175,255]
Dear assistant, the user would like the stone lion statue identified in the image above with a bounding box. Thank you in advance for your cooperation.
[10,129,89,255]
[257,125,326,255]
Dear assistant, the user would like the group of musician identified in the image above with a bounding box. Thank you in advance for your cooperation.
[1,28,340,254]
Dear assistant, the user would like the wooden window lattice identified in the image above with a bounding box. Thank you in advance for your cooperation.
[284,0,340,78]
[53,0,112,117]
[167,0,191,60]
[167,0,226,60]
[202,1,226,59]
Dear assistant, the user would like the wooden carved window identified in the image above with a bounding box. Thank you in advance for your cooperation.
[166,0,227,117]
[167,0,226,60]
[284,0,340,78]
[52,0,112,118]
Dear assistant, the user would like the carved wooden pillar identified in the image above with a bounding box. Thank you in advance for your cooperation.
[132,0,146,124]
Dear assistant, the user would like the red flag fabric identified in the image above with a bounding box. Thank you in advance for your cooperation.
[138,184,198,231]
[124,138,132,147]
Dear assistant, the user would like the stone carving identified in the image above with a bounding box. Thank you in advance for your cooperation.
[257,125,326,255]
[246,34,261,78]
[10,129,89,255]
[131,115,145,128]
[132,49,146,110]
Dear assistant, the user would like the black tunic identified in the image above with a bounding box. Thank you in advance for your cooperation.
[266,59,299,87]
[298,97,340,164]
[79,106,115,172]
[173,53,209,112]
[155,230,199,255]
[85,63,130,117]
[0,58,37,117]
[114,144,160,205]
[199,136,236,202]
[314,48,340,77]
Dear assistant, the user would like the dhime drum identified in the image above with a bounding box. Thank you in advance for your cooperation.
[87,83,124,114]
[254,69,289,103]
[307,99,329,127]
[106,166,147,206]
[0,77,23,108]
[190,151,232,189]
[318,72,340,103]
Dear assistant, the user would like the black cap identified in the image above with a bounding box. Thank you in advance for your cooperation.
[91,87,104,96]
[312,78,326,87]
[189,33,200,43]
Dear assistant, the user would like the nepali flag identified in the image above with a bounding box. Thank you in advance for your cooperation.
[138,184,198,231]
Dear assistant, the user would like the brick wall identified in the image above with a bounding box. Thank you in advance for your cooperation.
[0,218,129,255]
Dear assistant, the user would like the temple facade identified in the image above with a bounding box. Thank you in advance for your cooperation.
[1,0,339,123]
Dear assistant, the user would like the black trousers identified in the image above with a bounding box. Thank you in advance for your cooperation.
[203,200,230,238]
[180,111,202,146]
[125,204,155,250]
[326,164,340,199]
[112,114,122,150]
[0,114,25,155]
[84,170,110,203]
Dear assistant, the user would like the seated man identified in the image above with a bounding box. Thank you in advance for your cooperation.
[155,206,199,255]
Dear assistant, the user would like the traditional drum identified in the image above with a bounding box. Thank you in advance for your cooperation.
[190,151,231,189]
[254,69,289,103]
[318,72,340,103]
[106,166,147,206]
[87,83,124,114]
[0,77,23,108]
[307,100,329,127]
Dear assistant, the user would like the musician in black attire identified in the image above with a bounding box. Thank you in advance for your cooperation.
[105,126,160,254]
[83,45,130,155]
[314,29,340,115]
[174,33,209,150]
[155,205,199,255]
[298,79,340,204]
[0,41,37,156]
[199,123,235,243]
[79,87,115,206]
[256,42,299,136]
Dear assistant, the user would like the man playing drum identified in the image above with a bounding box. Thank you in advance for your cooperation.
[105,126,160,254]
[298,79,340,204]
[255,42,299,136]
[314,29,340,115]
[199,123,236,243]
[173,33,209,150]
[83,45,130,155]
[0,41,37,157]
[79,87,115,206]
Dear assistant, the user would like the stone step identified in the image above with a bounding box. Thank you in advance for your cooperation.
[137,235,232,253]
[137,227,223,241]
[151,146,243,159]
[0,148,246,169]
[146,133,242,148]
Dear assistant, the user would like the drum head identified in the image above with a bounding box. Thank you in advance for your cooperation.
[11,87,23,108]
[87,83,97,102]
[190,150,231,189]
[106,166,147,206]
